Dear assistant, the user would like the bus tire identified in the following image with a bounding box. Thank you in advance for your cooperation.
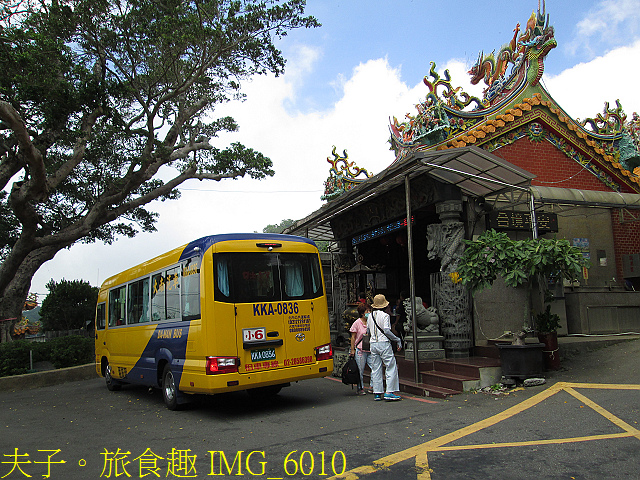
[105,364,122,391]
[162,364,181,410]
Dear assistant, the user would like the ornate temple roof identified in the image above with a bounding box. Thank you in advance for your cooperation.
[388,3,640,194]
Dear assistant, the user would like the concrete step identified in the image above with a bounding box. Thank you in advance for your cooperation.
[335,348,501,398]
[432,357,501,377]
[398,379,460,399]
[420,370,481,391]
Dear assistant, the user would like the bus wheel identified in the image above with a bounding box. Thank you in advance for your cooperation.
[162,365,180,410]
[105,364,121,391]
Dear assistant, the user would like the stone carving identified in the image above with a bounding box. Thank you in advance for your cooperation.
[403,297,439,334]
[426,222,465,274]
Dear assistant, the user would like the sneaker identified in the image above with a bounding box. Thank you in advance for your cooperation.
[374,394,383,401]
[357,389,367,395]
[384,393,402,401]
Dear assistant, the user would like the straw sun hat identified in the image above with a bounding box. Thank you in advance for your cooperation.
[371,294,389,309]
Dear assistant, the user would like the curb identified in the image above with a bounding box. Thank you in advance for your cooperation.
[559,337,639,360]
[0,364,99,392]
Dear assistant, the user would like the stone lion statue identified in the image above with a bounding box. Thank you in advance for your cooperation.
[403,297,439,334]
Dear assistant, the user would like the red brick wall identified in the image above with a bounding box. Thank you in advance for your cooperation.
[610,210,640,279]
[492,138,614,191]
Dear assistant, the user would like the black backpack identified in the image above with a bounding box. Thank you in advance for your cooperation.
[341,356,360,385]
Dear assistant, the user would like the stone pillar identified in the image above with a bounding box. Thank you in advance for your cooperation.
[436,199,463,225]
[429,200,473,358]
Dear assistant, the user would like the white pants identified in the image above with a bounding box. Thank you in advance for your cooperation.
[369,341,400,394]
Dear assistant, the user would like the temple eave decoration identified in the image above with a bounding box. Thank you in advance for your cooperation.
[387,2,640,192]
[321,146,373,202]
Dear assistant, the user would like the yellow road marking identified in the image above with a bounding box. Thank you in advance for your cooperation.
[564,386,640,439]
[431,432,634,451]
[329,382,640,479]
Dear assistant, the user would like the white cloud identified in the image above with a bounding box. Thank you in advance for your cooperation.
[544,39,640,121]
[566,0,640,56]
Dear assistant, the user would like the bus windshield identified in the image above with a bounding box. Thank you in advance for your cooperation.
[214,252,323,303]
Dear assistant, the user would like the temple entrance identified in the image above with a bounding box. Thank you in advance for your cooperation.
[355,208,441,308]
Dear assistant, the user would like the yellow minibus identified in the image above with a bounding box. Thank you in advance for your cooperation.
[95,233,333,409]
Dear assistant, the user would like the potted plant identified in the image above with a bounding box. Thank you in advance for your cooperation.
[455,229,588,378]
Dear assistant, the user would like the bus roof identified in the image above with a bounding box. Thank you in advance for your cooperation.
[180,233,317,260]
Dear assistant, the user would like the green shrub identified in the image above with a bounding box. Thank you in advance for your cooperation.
[0,340,31,377]
[48,336,94,369]
[0,336,93,377]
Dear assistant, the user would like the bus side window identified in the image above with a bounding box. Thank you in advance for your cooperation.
[152,267,181,321]
[109,286,126,326]
[151,272,166,322]
[165,266,180,320]
[181,257,201,320]
[96,303,106,330]
[128,277,150,324]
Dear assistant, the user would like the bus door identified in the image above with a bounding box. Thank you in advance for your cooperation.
[106,285,128,375]
[230,252,288,374]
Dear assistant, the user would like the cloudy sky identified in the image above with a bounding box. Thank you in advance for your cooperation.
[29,0,640,297]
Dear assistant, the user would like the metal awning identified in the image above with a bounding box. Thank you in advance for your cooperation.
[285,146,536,241]
[530,186,640,209]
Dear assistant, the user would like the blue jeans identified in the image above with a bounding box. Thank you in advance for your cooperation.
[355,348,373,391]
[369,341,400,394]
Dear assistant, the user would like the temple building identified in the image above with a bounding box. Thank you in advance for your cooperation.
[285,4,640,365]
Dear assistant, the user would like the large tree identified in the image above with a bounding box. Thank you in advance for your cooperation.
[0,0,319,326]
[39,279,98,331]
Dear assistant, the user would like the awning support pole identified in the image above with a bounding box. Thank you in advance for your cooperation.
[529,192,538,239]
[405,175,420,383]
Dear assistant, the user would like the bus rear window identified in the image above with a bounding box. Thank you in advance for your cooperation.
[214,253,323,303]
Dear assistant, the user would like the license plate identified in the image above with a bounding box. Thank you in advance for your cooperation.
[251,348,276,362]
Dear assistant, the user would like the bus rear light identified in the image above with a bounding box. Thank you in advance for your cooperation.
[314,343,332,361]
[256,242,282,250]
[206,356,240,375]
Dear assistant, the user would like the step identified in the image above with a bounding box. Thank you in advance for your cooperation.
[398,379,460,399]
[432,357,501,378]
[420,370,481,392]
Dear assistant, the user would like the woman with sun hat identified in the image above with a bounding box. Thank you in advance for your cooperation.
[367,294,402,401]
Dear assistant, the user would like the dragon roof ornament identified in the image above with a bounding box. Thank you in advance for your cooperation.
[387,1,640,189]
[321,146,372,201]
[389,1,557,155]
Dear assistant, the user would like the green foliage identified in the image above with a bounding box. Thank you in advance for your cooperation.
[456,229,589,293]
[263,219,296,233]
[0,340,35,377]
[47,335,94,369]
[0,0,319,320]
[535,304,561,333]
[0,339,49,377]
[0,336,93,377]
[262,219,329,251]
[39,279,98,331]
